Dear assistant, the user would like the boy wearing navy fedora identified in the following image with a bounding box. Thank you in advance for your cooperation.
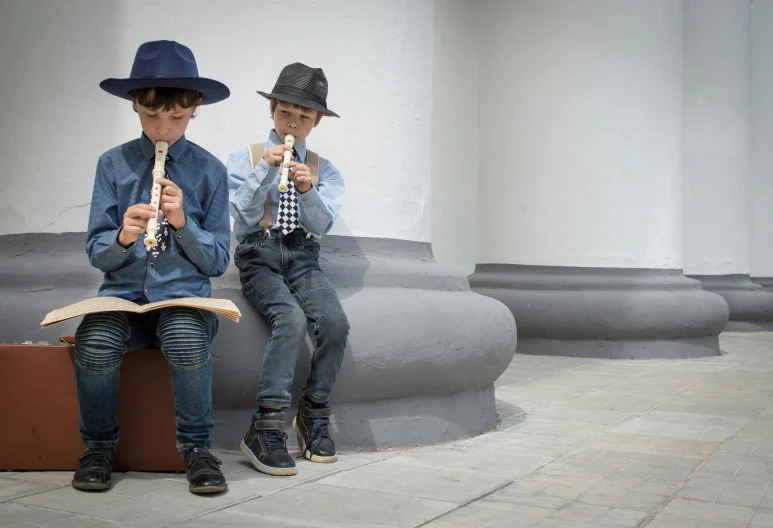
[227,63,349,476]
[71,40,231,494]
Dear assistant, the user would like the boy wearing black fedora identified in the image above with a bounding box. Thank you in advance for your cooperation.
[227,63,349,476]
[71,40,231,494]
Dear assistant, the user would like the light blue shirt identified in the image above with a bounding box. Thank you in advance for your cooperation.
[227,129,344,243]
[85,134,231,302]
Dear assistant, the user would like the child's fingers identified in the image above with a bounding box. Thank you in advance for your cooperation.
[123,218,149,230]
[290,175,311,186]
[125,209,154,221]
[156,178,179,190]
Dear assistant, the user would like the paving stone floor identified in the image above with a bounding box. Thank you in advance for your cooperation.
[2,332,773,527]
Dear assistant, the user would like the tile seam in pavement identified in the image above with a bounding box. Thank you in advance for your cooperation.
[413,479,516,528]
[638,378,773,528]
[154,452,403,528]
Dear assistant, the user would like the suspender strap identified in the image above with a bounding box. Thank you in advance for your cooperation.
[306,150,320,188]
[246,143,321,230]
[248,143,273,228]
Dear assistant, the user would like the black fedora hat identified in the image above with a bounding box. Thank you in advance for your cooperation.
[258,63,339,117]
[100,40,230,104]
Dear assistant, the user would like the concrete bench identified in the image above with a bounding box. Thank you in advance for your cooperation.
[0,233,517,455]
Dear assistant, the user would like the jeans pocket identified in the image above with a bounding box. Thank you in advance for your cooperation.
[300,239,320,258]
[234,242,258,268]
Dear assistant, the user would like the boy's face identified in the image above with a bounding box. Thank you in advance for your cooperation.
[273,101,319,142]
[134,102,195,146]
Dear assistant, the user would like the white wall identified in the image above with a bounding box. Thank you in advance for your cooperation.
[430,0,478,274]
[476,0,683,269]
[682,0,751,276]
[750,0,773,277]
[0,0,433,242]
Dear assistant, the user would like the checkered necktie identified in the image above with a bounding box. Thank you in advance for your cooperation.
[276,150,300,235]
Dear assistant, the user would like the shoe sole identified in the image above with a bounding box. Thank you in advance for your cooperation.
[71,480,110,491]
[189,483,228,494]
[239,439,297,476]
[293,417,337,463]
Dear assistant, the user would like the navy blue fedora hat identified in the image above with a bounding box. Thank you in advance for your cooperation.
[99,40,230,104]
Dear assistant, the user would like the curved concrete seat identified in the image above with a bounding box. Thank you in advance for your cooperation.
[470,264,729,359]
[0,233,517,451]
[692,274,773,331]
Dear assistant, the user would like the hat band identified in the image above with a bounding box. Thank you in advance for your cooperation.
[272,84,327,108]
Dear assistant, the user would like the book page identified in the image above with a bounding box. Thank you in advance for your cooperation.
[40,297,143,328]
[148,298,241,322]
[41,297,241,328]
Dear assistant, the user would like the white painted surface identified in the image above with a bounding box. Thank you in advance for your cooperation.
[682,0,751,276]
[0,0,433,242]
[476,0,683,269]
[431,0,479,275]
[751,0,773,277]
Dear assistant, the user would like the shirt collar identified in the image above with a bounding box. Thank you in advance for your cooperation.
[268,129,307,163]
[140,133,188,161]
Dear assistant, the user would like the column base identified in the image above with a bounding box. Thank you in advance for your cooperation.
[518,336,721,359]
[212,386,495,451]
[470,264,729,359]
[690,274,773,331]
[752,277,773,294]
[0,233,517,449]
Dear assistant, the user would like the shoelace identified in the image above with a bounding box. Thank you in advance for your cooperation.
[308,417,330,440]
[261,429,289,451]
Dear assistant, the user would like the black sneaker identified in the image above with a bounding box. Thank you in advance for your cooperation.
[71,448,114,491]
[294,397,337,463]
[239,411,297,476]
[183,447,228,494]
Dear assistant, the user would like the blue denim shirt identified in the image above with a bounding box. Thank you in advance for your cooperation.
[85,134,231,302]
[227,129,345,243]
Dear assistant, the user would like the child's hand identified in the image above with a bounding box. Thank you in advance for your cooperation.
[158,178,186,229]
[286,162,312,193]
[118,203,156,247]
[264,144,292,167]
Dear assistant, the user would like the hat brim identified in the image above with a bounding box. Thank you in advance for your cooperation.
[100,77,230,105]
[257,91,339,118]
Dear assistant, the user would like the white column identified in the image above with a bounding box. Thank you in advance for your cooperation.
[431,0,479,275]
[470,0,728,358]
[751,0,773,288]
[682,0,773,328]
[476,0,682,269]
[682,0,750,276]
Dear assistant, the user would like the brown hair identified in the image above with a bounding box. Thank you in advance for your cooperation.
[270,99,323,125]
[130,87,202,114]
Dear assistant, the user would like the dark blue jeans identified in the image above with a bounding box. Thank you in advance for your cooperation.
[74,307,217,453]
[234,229,349,408]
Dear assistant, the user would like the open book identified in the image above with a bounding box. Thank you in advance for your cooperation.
[40,297,241,328]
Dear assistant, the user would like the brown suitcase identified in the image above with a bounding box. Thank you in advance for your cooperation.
[0,338,184,472]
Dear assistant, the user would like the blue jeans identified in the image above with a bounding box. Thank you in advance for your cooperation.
[74,307,218,453]
[234,229,349,408]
